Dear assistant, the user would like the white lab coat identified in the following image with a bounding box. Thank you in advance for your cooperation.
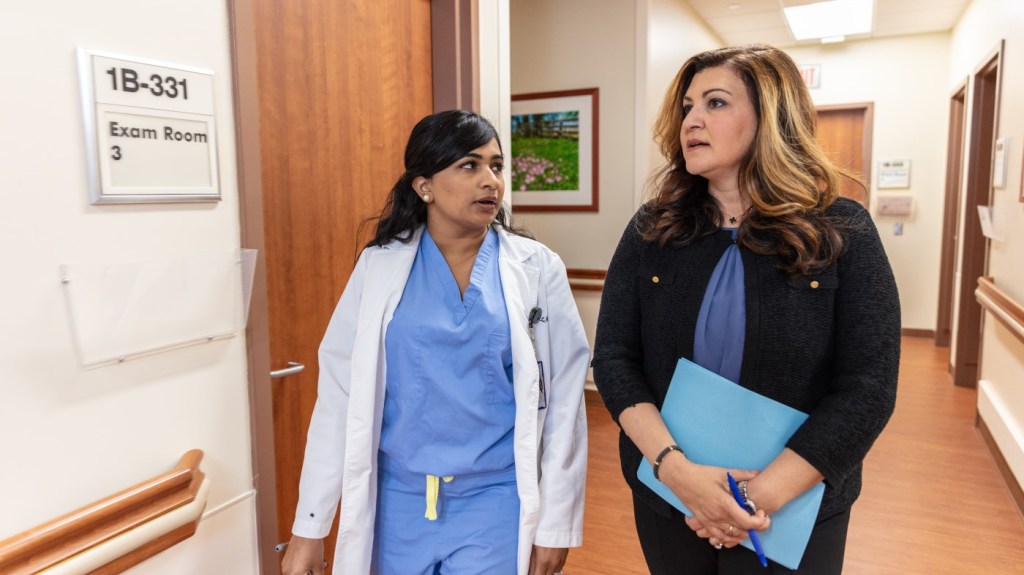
[291,226,590,574]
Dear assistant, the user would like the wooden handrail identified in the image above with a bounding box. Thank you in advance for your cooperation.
[976,276,1024,344]
[0,450,206,575]
[567,268,606,292]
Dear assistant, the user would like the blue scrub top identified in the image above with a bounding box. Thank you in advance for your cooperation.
[379,227,516,477]
[693,227,746,383]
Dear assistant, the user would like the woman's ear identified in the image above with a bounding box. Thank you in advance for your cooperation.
[412,176,432,203]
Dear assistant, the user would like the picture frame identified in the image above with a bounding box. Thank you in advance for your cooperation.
[510,88,599,212]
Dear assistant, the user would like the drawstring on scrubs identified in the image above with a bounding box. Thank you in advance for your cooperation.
[424,474,454,520]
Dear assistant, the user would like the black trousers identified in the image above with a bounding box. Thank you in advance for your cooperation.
[632,492,851,575]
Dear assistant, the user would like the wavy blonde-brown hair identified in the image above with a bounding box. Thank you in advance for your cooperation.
[643,44,863,275]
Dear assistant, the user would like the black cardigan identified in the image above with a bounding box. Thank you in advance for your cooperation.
[592,198,900,519]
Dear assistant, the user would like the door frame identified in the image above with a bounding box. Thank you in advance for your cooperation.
[815,102,874,207]
[228,1,477,571]
[952,40,1003,388]
[935,80,968,348]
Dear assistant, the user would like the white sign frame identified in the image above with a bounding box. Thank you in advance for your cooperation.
[993,137,1008,188]
[878,159,911,189]
[77,48,220,204]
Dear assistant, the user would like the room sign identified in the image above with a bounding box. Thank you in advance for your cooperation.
[77,48,220,203]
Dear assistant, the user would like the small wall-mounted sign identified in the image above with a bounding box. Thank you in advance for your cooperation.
[878,159,911,189]
[798,64,821,89]
[876,194,913,216]
[993,137,1008,188]
[77,48,219,204]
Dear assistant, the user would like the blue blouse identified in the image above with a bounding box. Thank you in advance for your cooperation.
[379,228,516,477]
[693,227,746,383]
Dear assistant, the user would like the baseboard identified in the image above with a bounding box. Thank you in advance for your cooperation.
[976,400,1024,522]
[901,328,935,338]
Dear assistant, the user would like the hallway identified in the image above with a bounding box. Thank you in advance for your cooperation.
[567,337,1024,574]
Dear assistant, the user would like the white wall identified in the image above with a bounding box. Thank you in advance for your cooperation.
[785,34,952,332]
[510,0,639,269]
[480,0,512,174]
[0,2,258,572]
[509,0,719,385]
[642,0,722,200]
[950,0,1024,494]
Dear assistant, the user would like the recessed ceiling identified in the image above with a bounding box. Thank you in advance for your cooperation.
[683,0,971,47]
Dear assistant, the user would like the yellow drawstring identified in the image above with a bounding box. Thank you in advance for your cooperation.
[424,474,454,520]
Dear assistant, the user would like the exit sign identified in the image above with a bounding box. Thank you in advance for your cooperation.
[799,64,821,89]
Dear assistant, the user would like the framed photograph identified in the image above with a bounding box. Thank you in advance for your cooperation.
[510,88,598,212]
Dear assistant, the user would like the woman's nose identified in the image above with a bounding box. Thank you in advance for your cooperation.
[481,168,501,189]
[683,109,701,130]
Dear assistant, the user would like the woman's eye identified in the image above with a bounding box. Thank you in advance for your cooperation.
[709,98,726,109]
[681,104,693,117]
[491,163,504,173]
[459,161,477,170]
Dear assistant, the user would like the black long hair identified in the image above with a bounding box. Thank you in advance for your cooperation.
[362,110,522,248]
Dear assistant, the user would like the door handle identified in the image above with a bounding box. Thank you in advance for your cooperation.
[270,361,305,379]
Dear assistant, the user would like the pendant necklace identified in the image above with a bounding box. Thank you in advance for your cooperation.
[446,248,479,271]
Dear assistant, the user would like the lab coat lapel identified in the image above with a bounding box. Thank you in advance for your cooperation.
[338,230,419,573]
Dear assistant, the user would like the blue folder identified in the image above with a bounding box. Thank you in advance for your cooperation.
[637,358,825,570]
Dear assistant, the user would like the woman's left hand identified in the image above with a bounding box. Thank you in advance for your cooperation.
[529,545,568,575]
[685,509,770,549]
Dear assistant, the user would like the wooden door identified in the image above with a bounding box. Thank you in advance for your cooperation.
[233,0,434,571]
[815,104,873,206]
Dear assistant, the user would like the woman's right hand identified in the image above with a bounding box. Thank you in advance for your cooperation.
[659,457,768,547]
[280,535,326,575]
[615,404,769,547]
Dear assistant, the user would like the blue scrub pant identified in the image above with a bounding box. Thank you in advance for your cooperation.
[372,464,520,575]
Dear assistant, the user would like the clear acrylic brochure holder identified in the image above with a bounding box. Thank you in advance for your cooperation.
[61,249,258,368]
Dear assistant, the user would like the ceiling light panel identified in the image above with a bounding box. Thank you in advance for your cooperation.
[783,0,874,40]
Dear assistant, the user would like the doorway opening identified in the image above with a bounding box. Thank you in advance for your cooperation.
[935,82,967,348]
[951,41,1003,388]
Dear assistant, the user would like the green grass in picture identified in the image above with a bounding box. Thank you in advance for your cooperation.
[511,137,579,191]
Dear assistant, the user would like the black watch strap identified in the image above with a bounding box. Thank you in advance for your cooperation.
[652,444,684,481]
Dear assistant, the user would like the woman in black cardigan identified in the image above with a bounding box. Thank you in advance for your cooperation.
[592,44,900,574]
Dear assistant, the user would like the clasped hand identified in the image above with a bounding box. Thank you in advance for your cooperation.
[662,460,770,548]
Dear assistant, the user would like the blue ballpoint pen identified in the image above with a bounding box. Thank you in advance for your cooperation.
[727,472,768,567]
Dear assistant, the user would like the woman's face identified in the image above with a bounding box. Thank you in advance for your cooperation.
[679,65,758,188]
[418,138,505,237]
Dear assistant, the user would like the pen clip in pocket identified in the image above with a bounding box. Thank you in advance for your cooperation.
[537,360,547,410]
[528,306,547,410]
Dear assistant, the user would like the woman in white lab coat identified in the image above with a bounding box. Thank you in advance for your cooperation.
[280,110,590,575]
